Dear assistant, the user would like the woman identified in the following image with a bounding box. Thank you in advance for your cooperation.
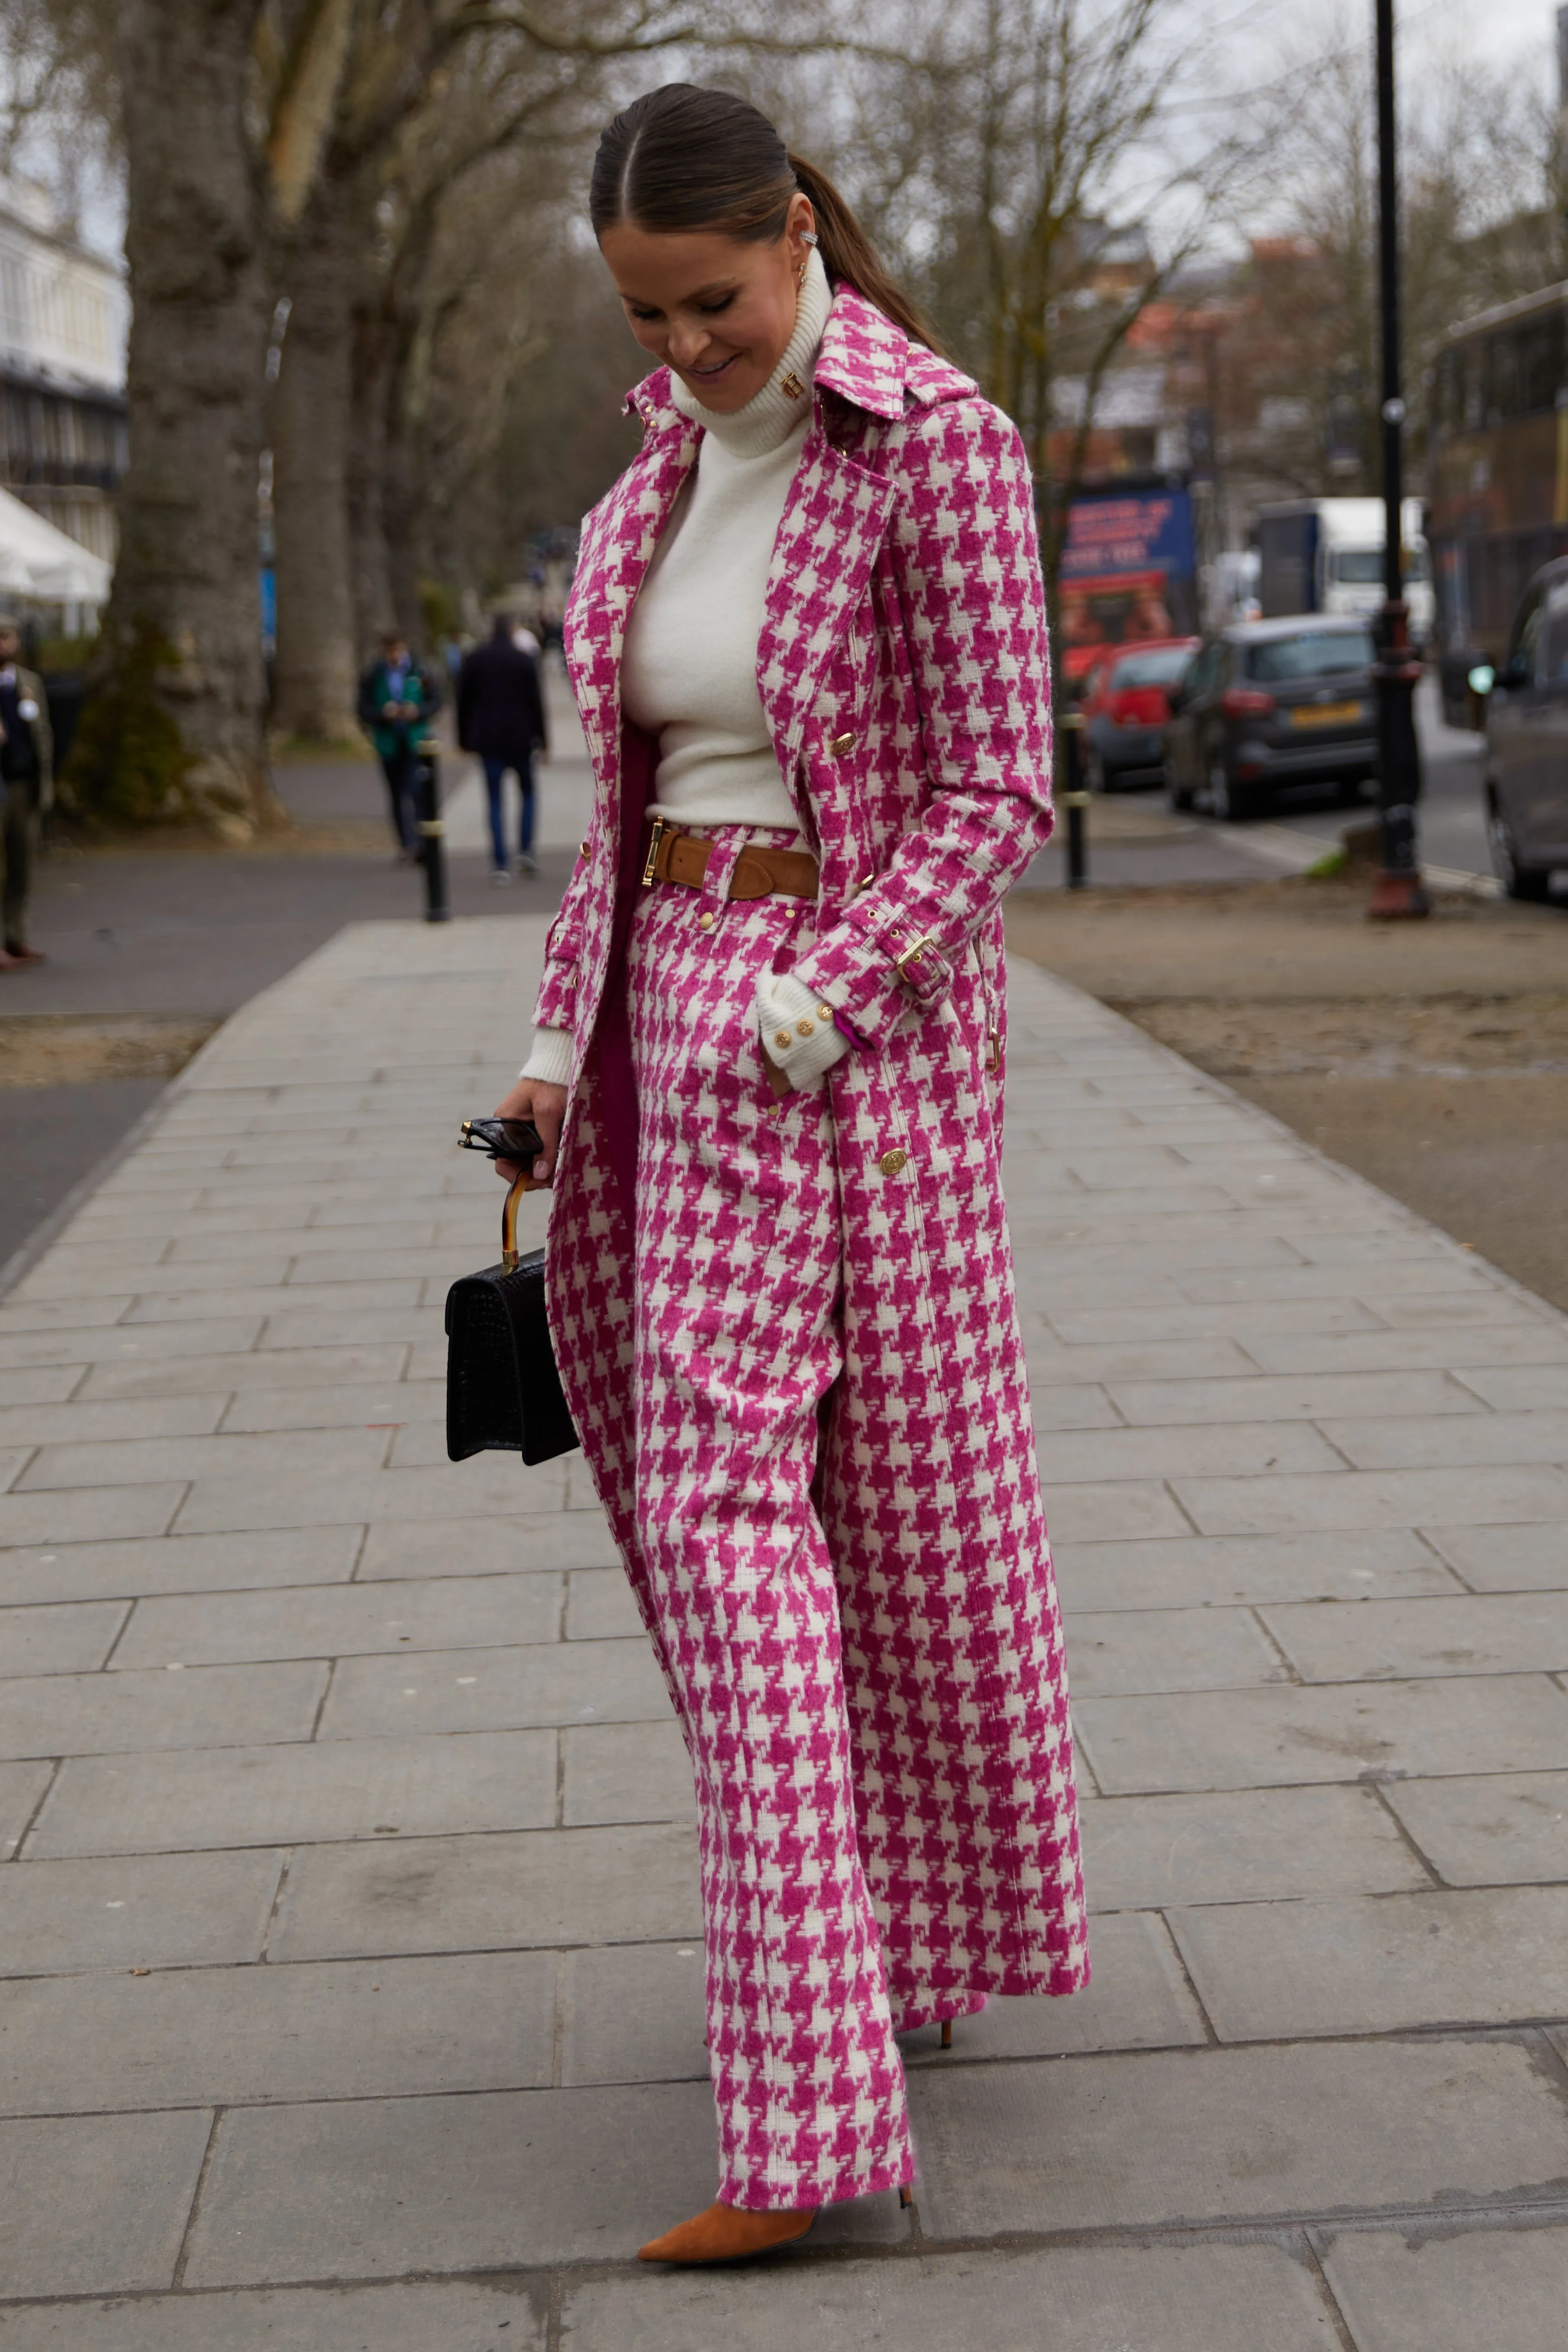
[491,83,1087,2264]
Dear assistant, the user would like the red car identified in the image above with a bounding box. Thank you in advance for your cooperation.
[1079,637,1201,791]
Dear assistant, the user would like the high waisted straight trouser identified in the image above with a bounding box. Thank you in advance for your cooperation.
[625,827,912,2211]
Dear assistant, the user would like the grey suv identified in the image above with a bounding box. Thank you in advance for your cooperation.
[1164,615,1378,821]
[1479,558,1568,901]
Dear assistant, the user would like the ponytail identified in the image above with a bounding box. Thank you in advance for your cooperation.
[590,85,944,356]
[784,152,943,355]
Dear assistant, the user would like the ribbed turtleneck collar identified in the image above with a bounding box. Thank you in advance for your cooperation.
[670,246,831,459]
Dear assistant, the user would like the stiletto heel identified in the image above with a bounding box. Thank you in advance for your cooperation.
[940,2017,953,2048]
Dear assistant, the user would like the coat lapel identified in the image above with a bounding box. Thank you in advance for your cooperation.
[756,428,897,799]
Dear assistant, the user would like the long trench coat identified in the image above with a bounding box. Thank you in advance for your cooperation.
[535,283,1088,2012]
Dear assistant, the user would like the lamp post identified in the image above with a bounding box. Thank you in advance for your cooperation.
[1368,0,1429,918]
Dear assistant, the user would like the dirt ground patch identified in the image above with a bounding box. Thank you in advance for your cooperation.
[0,1015,220,1088]
[1005,877,1568,1313]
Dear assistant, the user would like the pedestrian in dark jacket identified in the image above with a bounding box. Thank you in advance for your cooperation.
[457,613,549,881]
[0,615,53,969]
[357,630,444,857]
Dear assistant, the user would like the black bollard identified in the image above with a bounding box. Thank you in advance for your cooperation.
[1060,709,1088,890]
[415,737,451,923]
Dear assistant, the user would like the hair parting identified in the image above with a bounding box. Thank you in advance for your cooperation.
[590,83,943,355]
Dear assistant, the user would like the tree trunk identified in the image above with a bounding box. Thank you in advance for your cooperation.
[70,0,274,831]
[346,294,399,658]
[269,173,363,744]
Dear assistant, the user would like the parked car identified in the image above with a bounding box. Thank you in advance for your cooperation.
[1473,556,1568,900]
[1081,637,1200,791]
[1163,615,1378,821]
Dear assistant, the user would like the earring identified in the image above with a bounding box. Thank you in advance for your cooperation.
[797,228,818,288]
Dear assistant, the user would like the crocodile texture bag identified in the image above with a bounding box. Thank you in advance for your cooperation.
[445,1170,578,1466]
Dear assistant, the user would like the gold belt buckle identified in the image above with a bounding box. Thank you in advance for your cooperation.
[894,935,939,983]
[640,816,666,887]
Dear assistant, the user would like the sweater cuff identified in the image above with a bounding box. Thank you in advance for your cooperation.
[518,1025,573,1087]
[756,973,851,1092]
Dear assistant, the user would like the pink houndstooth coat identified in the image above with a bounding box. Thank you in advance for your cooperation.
[536,283,1088,2010]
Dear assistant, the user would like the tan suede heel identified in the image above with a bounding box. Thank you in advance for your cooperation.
[637,2201,818,2265]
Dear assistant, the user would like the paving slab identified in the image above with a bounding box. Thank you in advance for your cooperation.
[0,2280,548,2351]
[1421,1523,1568,1593]
[1171,1885,1568,2040]
[1171,1466,1568,1537]
[1105,1370,1487,1424]
[26,1728,557,1856]
[0,1483,185,1548]
[0,1656,327,1760]
[1062,1604,1288,1696]
[1382,1772,1568,1887]
[0,1396,226,1445]
[110,1570,561,1669]
[1321,2224,1568,2352]
[0,2108,213,2297]
[908,2038,1568,2237]
[0,1949,556,2113]
[317,1634,666,1739]
[0,1759,51,1858]
[356,1507,620,1579]
[269,1823,702,1961]
[1080,1785,1431,1909]
[1261,1591,1568,1682]
[1038,1420,1347,1481]
[76,1342,410,1400]
[0,1848,284,1974]
[560,1720,696,1826]
[1076,1673,1568,1793]
[0,1527,363,1607]
[559,2242,1344,2352]
[219,1379,445,1434]
[1052,1529,1463,1611]
[0,1599,129,1676]
[182,2083,725,2282]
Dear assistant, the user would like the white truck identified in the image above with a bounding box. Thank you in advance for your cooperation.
[1254,497,1434,645]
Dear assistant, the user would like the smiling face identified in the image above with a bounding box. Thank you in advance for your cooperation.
[598,193,815,413]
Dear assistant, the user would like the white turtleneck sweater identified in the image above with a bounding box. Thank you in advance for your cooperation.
[520,248,848,1096]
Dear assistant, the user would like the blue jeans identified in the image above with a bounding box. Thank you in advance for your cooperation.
[482,751,536,869]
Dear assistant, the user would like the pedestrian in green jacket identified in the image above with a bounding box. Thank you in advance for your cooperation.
[356,629,443,856]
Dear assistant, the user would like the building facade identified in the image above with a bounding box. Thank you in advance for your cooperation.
[0,179,127,564]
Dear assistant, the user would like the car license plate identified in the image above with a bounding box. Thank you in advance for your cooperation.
[1291,700,1362,728]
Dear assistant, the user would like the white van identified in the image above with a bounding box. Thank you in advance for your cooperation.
[1256,498,1434,646]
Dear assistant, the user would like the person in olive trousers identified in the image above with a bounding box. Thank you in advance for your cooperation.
[0,615,52,970]
[356,629,444,857]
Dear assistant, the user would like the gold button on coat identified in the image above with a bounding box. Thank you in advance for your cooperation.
[817,1003,834,1021]
[697,912,715,931]
[830,731,857,755]
[879,1148,909,1176]
[797,1018,814,1037]
[774,1031,793,1051]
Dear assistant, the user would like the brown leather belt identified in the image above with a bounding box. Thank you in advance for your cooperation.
[641,818,819,902]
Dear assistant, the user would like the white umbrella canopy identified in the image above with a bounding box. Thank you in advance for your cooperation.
[0,483,112,606]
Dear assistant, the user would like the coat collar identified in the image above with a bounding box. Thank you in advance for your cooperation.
[624,281,974,431]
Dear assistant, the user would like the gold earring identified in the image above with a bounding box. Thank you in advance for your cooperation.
[797,254,808,289]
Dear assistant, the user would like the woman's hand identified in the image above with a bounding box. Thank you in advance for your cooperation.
[492,1078,568,1186]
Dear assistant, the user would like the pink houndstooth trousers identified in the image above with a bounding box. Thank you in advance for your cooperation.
[626,829,915,2210]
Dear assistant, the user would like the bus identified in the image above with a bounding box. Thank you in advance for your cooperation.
[1428,280,1568,724]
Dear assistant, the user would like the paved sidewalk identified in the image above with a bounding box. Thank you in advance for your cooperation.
[2,915,1567,2346]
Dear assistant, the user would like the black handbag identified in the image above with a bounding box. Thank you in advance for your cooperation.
[445,1146,578,1467]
